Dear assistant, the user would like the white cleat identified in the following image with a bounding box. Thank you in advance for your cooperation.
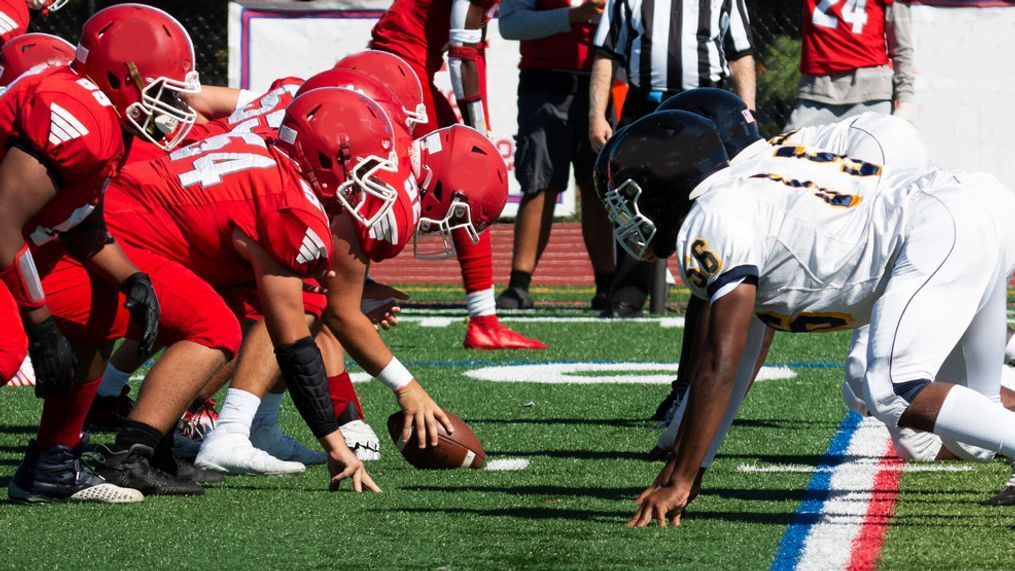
[340,420,381,461]
[195,431,305,476]
[250,425,327,465]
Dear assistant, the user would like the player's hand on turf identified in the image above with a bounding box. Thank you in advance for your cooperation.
[628,485,690,528]
[396,380,454,448]
[327,443,382,493]
[26,315,77,399]
[122,272,160,356]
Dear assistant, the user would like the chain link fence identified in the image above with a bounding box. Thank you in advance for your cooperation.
[28,0,802,135]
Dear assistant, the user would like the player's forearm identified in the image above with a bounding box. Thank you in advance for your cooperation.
[675,296,709,386]
[181,85,242,123]
[728,55,756,111]
[81,241,143,287]
[589,55,616,121]
[322,305,398,378]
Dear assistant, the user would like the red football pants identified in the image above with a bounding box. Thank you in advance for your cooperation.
[0,284,27,383]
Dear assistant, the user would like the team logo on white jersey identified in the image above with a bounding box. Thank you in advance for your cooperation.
[296,227,327,265]
[48,103,89,146]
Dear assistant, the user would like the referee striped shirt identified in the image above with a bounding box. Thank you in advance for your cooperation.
[593,0,754,92]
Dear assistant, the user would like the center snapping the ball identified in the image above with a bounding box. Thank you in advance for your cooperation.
[386,410,486,469]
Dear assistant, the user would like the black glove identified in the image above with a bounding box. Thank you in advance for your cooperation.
[122,272,160,356]
[26,316,77,399]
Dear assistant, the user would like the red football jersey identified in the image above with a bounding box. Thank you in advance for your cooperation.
[370,0,498,77]
[185,76,304,144]
[356,162,421,263]
[800,0,892,75]
[104,131,332,287]
[0,0,29,47]
[0,65,124,245]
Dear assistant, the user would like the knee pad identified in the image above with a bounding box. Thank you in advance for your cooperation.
[842,377,869,416]
[890,426,942,462]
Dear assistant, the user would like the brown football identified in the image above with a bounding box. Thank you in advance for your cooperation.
[386,410,486,469]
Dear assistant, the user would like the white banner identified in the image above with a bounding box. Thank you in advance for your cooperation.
[905,4,1015,189]
[227,1,576,217]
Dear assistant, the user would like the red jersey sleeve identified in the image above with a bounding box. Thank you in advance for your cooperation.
[19,85,122,185]
[0,0,29,46]
[259,206,333,278]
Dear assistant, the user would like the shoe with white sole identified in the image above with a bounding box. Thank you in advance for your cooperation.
[195,431,305,476]
[339,420,381,461]
[250,425,327,465]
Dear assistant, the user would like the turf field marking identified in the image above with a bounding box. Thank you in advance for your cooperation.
[770,413,901,571]
[397,315,686,327]
[484,458,530,471]
[738,464,972,473]
[464,362,796,384]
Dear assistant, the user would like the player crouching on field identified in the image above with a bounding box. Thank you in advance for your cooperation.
[596,110,1015,526]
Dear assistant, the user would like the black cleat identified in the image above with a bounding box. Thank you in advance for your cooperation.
[495,287,534,310]
[85,386,135,432]
[590,290,609,312]
[981,462,1015,506]
[652,380,690,422]
[151,433,224,484]
[601,300,644,319]
[93,444,205,496]
[8,438,143,504]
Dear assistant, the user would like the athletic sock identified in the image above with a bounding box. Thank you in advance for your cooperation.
[508,271,532,292]
[466,287,497,318]
[594,272,614,294]
[454,227,493,292]
[114,419,163,451]
[328,372,364,424]
[251,390,283,432]
[932,385,1015,458]
[96,363,132,397]
[214,388,261,438]
[36,377,102,450]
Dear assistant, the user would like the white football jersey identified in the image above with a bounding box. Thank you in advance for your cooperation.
[772,113,929,171]
[677,145,938,332]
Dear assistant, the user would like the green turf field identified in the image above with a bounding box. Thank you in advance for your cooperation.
[0,288,1013,570]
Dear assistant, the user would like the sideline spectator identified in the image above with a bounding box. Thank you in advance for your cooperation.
[495,0,617,310]
[784,0,901,129]
[589,0,755,317]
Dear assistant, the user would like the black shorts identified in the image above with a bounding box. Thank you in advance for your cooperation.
[514,69,599,195]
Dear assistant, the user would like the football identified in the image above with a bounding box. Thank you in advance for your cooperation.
[386,410,486,469]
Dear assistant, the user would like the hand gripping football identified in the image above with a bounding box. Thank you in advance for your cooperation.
[386,410,486,469]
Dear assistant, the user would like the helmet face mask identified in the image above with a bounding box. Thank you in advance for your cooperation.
[414,193,478,260]
[125,68,201,150]
[28,0,68,13]
[336,153,400,229]
[604,179,658,261]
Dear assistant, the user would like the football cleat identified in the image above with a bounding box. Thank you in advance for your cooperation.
[250,425,328,465]
[495,287,535,310]
[8,439,144,504]
[92,443,205,496]
[981,461,1015,506]
[652,380,690,424]
[85,386,135,431]
[177,398,218,441]
[171,429,202,460]
[196,431,306,476]
[464,315,547,350]
[339,420,381,461]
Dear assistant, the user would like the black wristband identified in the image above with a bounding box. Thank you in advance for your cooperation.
[274,337,340,439]
[25,315,59,340]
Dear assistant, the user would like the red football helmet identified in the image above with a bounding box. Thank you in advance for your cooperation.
[276,87,401,229]
[27,0,67,14]
[296,67,410,132]
[0,32,73,86]
[414,125,508,260]
[73,3,200,150]
[334,50,427,128]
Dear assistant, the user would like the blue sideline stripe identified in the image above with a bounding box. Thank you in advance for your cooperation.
[769,411,864,571]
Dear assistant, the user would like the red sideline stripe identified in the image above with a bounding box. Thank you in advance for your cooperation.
[847,443,903,571]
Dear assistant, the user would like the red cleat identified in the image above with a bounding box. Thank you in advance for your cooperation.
[464,315,548,350]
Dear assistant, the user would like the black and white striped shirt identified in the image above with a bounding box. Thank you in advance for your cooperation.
[593,0,754,92]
